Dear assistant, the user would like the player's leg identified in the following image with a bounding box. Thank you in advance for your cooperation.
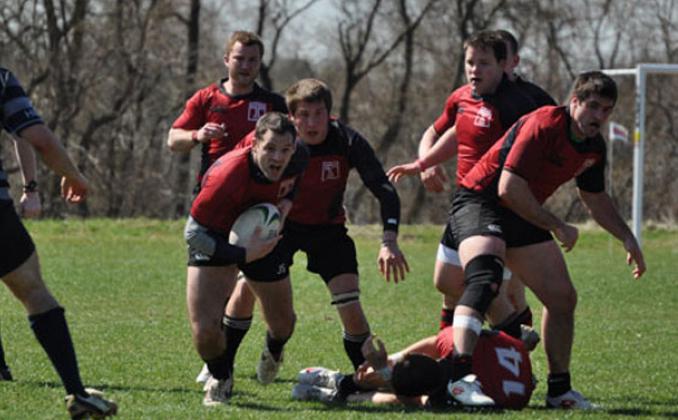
[246,276,295,384]
[186,264,238,405]
[506,241,591,409]
[218,276,255,380]
[433,242,465,330]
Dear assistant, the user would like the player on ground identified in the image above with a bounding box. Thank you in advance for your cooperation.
[206,78,408,387]
[0,67,117,418]
[168,30,287,189]
[387,31,543,344]
[438,71,645,409]
[293,329,534,410]
[184,112,308,406]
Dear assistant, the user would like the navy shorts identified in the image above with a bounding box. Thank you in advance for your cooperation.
[243,221,358,283]
[0,201,35,277]
[448,188,551,249]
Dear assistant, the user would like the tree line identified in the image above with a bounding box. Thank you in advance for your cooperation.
[1,0,676,224]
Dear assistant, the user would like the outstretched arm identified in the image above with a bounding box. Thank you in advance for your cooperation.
[578,189,646,278]
[12,137,41,217]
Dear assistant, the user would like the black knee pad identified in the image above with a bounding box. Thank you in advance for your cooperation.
[458,255,504,314]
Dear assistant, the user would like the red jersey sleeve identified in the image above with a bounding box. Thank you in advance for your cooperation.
[172,88,209,130]
[190,159,247,233]
[502,116,553,181]
[432,89,462,135]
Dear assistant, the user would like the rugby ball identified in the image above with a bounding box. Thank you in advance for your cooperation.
[229,203,281,246]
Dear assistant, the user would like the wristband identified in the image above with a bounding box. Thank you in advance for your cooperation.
[23,180,38,193]
[191,130,199,144]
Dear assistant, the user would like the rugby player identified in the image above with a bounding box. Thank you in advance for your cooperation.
[442,71,645,409]
[184,112,308,406]
[0,67,117,418]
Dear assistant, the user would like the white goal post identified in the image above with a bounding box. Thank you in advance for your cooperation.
[602,63,678,247]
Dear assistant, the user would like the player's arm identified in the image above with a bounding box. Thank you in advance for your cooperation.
[167,123,226,153]
[388,335,439,360]
[498,169,578,251]
[386,125,452,191]
[346,391,426,406]
[350,135,409,282]
[17,124,88,203]
[12,136,41,217]
[578,189,646,278]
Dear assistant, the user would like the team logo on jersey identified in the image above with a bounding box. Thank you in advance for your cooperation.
[321,161,340,181]
[574,158,597,176]
[247,102,268,121]
[278,178,295,198]
[474,106,493,128]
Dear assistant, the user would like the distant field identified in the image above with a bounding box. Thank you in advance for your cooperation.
[0,219,676,419]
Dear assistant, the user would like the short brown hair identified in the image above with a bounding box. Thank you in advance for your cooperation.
[391,354,445,396]
[464,30,507,62]
[494,29,519,55]
[254,112,296,142]
[225,31,264,58]
[571,71,618,104]
[285,78,333,115]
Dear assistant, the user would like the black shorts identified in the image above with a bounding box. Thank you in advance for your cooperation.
[243,221,358,283]
[448,188,551,249]
[0,201,35,277]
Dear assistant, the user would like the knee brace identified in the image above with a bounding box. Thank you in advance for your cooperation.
[331,289,360,308]
[458,255,504,314]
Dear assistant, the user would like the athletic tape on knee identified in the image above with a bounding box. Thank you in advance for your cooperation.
[452,315,483,336]
[331,290,360,307]
[458,254,504,314]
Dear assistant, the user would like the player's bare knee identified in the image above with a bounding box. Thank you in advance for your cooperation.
[458,255,504,314]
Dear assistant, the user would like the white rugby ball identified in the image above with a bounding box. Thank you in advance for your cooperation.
[229,203,281,246]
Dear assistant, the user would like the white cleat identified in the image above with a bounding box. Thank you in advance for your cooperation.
[297,367,343,389]
[202,376,233,406]
[196,363,212,386]
[546,389,597,410]
[291,383,338,403]
[447,374,495,407]
[256,347,283,385]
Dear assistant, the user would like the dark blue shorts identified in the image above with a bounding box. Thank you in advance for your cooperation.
[0,201,35,277]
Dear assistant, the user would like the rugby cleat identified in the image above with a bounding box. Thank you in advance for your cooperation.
[447,374,495,407]
[297,367,343,389]
[65,388,117,419]
[520,324,541,352]
[0,366,13,381]
[291,383,338,403]
[546,388,596,410]
[256,347,283,385]
[202,376,233,406]
[195,363,211,386]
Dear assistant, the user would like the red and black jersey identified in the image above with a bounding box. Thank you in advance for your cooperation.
[432,76,542,185]
[461,106,606,203]
[433,329,534,410]
[190,143,308,234]
[287,120,400,231]
[171,79,287,180]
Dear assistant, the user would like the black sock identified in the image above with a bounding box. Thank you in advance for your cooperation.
[205,351,230,380]
[451,354,473,381]
[265,331,289,361]
[223,315,251,373]
[337,374,361,400]
[343,332,370,370]
[547,372,571,397]
[439,307,454,330]
[29,307,85,395]
[492,312,522,339]
[515,307,533,327]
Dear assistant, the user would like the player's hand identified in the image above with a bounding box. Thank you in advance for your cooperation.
[623,235,646,279]
[386,162,420,184]
[20,192,42,218]
[378,240,409,283]
[197,122,228,143]
[553,223,578,252]
[276,199,293,226]
[420,165,448,193]
[244,226,281,263]
[361,335,388,370]
[61,175,89,203]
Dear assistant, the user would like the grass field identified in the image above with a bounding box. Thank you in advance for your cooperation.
[0,219,676,419]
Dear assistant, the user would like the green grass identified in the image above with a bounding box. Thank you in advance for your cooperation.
[0,219,676,419]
